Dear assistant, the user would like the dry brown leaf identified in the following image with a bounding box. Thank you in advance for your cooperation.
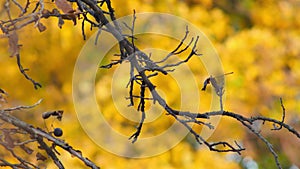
[42,9,51,18]
[55,0,73,13]
[8,31,19,57]
[3,130,14,148]
[42,110,64,121]
[37,22,47,32]
[61,13,77,25]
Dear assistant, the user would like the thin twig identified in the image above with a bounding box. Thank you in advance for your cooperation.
[16,54,42,89]
[3,99,42,112]
[272,98,285,130]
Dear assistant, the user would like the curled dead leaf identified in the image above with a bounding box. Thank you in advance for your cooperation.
[37,22,47,32]
[3,130,14,148]
[42,9,51,18]
[54,0,77,25]
[55,0,73,13]
[8,31,19,57]
[42,110,63,121]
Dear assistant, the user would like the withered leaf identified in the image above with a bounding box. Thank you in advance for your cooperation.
[51,9,65,28]
[201,72,233,92]
[42,110,64,121]
[61,13,77,25]
[8,31,19,57]
[3,130,14,148]
[42,9,51,18]
[55,0,73,13]
[37,22,47,32]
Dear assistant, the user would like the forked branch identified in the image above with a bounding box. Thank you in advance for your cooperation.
[0,1,299,169]
[0,100,100,169]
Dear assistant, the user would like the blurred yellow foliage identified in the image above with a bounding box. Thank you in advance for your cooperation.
[1,0,300,168]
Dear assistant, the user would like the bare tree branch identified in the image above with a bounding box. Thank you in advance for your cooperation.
[0,101,100,169]
[0,1,299,169]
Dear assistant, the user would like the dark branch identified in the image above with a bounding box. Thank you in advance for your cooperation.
[16,54,42,89]
[129,81,146,143]
[1,1,299,169]
[0,101,100,169]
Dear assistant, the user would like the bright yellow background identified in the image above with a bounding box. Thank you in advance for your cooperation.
[0,0,300,168]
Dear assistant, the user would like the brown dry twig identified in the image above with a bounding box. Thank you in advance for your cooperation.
[0,100,100,169]
[0,0,299,169]
[88,1,299,168]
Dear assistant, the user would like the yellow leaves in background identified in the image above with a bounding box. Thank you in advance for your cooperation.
[55,0,73,13]
[251,0,298,29]
[222,25,300,116]
[1,0,300,168]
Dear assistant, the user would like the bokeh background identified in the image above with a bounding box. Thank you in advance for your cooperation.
[0,0,300,168]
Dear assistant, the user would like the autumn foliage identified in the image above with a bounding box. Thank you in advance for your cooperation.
[0,0,300,169]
